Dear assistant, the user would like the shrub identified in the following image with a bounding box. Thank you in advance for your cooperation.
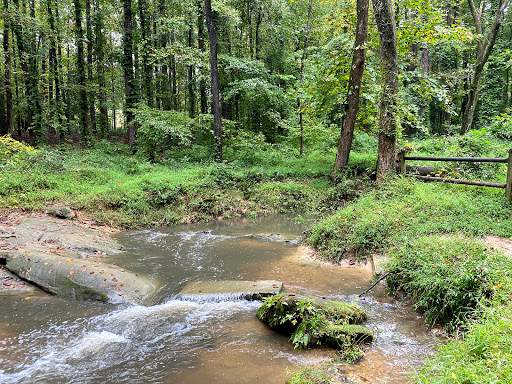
[386,235,512,332]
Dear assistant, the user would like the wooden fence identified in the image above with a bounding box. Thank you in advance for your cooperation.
[398,148,512,200]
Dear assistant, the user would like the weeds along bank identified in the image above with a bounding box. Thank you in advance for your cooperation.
[308,179,512,383]
[0,139,373,228]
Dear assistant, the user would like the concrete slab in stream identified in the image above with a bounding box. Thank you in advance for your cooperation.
[179,280,284,301]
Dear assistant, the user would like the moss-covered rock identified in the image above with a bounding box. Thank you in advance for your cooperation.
[257,294,373,349]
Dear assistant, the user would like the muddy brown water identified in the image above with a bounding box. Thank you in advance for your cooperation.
[0,215,437,383]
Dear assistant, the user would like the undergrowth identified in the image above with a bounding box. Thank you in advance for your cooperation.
[307,177,512,260]
[0,139,370,228]
[415,304,512,383]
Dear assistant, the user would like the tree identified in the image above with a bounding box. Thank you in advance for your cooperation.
[204,0,222,162]
[332,0,369,173]
[297,0,313,157]
[123,0,136,145]
[460,0,511,134]
[372,0,398,183]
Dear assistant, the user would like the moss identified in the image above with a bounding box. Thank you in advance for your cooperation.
[257,294,372,350]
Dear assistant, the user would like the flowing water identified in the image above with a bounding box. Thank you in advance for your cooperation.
[0,215,438,383]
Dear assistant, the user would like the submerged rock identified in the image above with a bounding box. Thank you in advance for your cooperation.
[257,294,373,349]
[179,280,283,301]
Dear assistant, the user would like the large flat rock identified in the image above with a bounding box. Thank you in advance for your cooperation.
[6,250,158,304]
[179,280,284,301]
[0,214,159,304]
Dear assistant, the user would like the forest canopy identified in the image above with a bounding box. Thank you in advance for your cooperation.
[0,0,510,166]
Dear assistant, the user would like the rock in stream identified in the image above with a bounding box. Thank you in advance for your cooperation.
[0,213,159,304]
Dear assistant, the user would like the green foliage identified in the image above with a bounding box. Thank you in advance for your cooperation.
[405,129,508,181]
[415,304,512,383]
[286,368,330,384]
[386,235,512,331]
[133,105,194,161]
[308,178,512,260]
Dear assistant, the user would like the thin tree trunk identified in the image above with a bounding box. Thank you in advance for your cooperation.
[460,0,511,134]
[138,0,153,107]
[333,0,369,172]
[197,0,207,114]
[205,0,222,162]
[123,0,136,144]
[74,0,90,140]
[297,0,313,157]
[418,42,429,116]
[372,0,398,183]
[3,0,13,135]
[95,0,108,137]
[188,15,196,118]
[86,0,96,134]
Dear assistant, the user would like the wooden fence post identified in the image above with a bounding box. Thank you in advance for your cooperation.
[506,148,512,201]
[400,149,406,177]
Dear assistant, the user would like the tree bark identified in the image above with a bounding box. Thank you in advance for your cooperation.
[188,14,196,118]
[333,0,369,172]
[298,0,313,157]
[123,0,136,144]
[94,0,108,137]
[86,0,96,134]
[74,0,90,140]
[197,0,208,114]
[372,0,398,183]
[204,0,222,162]
[460,0,511,134]
[3,0,13,135]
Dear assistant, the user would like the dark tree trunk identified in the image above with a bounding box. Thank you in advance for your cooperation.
[138,0,153,107]
[3,0,13,135]
[197,0,207,114]
[204,0,222,162]
[333,0,369,173]
[74,0,90,140]
[94,0,108,137]
[123,0,136,144]
[460,0,511,134]
[297,0,313,157]
[372,0,398,183]
[86,0,96,134]
[188,15,196,118]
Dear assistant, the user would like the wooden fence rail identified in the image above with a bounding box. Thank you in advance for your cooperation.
[399,148,512,201]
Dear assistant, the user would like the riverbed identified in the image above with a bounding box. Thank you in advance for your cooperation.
[0,215,437,383]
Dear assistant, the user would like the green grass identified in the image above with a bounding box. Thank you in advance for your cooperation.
[307,177,512,260]
[415,304,512,383]
[0,141,368,228]
[386,235,512,331]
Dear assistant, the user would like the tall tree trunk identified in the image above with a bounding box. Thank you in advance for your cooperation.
[138,0,153,107]
[372,0,398,183]
[94,0,108,137]
[204,0,222,162]
[74,0,90,140]
[123,0,136,144]
[418,42,430,117]
[460,0,511,134]
[86,0,96,134]
[197,0,207,114]
[188,15,196,118]
[297,0,313,157]
[333,0,369,173]
[3,0,13,135]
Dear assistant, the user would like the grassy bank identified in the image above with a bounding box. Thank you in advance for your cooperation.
[307,178,512,383]
[0,139,372,228]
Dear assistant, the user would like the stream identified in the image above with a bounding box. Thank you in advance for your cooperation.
[0,215,437,383]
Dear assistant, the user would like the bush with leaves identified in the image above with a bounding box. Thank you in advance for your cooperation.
[133,105,194,161]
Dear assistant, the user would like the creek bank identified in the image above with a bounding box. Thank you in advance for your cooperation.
[257,294,373,349]
[0,212,159,304]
